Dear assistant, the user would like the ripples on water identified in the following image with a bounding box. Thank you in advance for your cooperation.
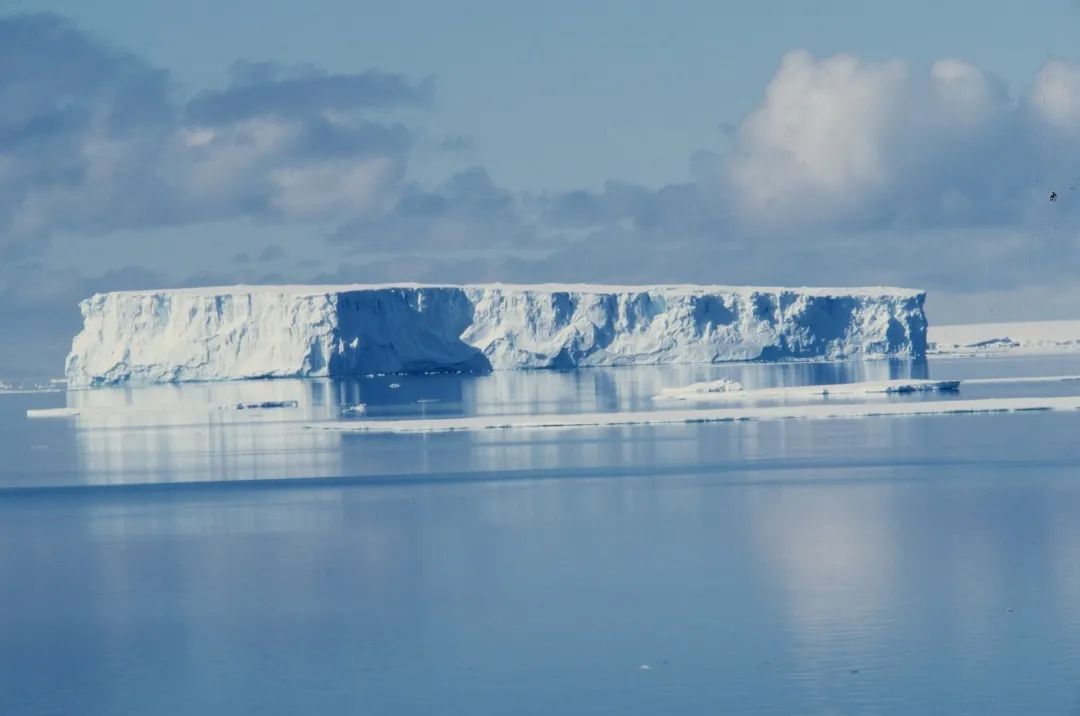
[4,355,1080,714]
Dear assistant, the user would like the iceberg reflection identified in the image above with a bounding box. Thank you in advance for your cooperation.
[55,361,931,488]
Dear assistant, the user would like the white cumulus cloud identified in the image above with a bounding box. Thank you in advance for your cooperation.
[724,51,1022,230]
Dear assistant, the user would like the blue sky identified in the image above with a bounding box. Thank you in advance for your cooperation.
[3,0,1080,375]
[18,0,1079,190]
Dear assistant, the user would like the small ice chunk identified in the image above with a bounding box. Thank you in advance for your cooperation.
[231,400,298,410]
[341,403,367,417]
[26,408,81,418]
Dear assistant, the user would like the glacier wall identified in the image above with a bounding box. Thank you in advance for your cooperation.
[65,284,928,386]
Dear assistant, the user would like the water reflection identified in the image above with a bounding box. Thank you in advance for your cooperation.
[61,359,929,423]
[6,354,1075,490]
[7,358,1080,712]
[33,361,929,489]
[7,449,1080,713]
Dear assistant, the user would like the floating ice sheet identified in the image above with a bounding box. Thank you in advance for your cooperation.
[656,378,960,402]
[308,395,1080,434]
[27,401,300,419]
[655,375,1080,402]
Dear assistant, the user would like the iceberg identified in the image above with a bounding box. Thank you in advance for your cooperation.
[65,283,928,386]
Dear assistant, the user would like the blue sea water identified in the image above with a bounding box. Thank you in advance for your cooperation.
[4,355,1080,714]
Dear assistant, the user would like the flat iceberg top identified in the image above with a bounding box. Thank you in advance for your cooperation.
[92,282,926,300]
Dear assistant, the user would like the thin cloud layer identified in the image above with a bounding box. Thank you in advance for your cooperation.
[330,167,536,251]
[186,60,434,125]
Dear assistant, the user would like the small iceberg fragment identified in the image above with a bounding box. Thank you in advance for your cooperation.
[26,407,82,419]
[230,400,299,410]
[687,377,743,394]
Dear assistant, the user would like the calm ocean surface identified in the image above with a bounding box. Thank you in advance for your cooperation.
[4,355,1080,714]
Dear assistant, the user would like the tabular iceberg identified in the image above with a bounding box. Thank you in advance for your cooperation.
[65,283,928,386]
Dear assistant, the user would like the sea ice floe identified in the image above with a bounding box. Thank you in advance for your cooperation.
[655,378,960,402]
[224,400,298,412]
[27,401,300,419]
[307,395,1080,434]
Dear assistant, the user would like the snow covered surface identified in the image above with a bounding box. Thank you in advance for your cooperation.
[656,378,960,401]
[309,395,1080,434]
[66,283,928,386]
[930,320,1080,356]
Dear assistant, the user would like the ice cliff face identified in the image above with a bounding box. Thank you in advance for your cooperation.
[65,284,928,386]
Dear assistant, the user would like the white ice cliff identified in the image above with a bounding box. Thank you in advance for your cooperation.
[65,284,928,386]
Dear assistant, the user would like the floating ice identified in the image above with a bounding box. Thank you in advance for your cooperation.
[308,395,1080,434]
[670,377,744,395]
[26,407,81,419]
[0,378,63,395]
[961,375,1080,385]
[656,378,961,402]
[65,283,928,386]
[28,400,300,419]
[230,400,298,410]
